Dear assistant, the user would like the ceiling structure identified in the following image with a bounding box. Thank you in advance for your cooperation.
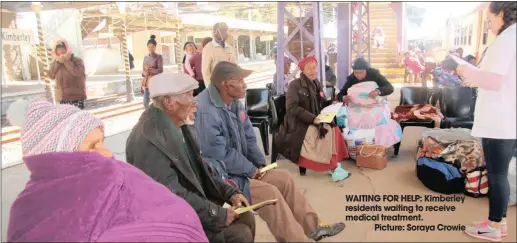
[0,2,280,39]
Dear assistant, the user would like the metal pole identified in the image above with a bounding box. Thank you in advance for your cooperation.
[312,2,325,86]
[120,14,135,102]
[366,2,371,62]
[337,2,351,90]
[248,9,254,60]
[276,2,286,95]
[32,3,56,104]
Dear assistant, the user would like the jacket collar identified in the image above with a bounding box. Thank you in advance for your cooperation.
[140,106,206,196]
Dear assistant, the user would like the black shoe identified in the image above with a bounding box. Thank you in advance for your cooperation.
[299,167,307,176]
[309,222,345,242]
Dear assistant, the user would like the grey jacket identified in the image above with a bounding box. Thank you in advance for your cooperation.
[125,105,239,238]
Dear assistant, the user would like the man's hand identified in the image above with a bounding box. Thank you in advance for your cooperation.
[229,193,250,208]
[251,168,267,180]
[343,95,352,104]
[368,89,380,98]
[225,208,238,226]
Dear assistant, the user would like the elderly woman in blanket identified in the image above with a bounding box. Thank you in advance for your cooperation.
[336,58,402,156]
[275,56,350,180]
[337,57,394,103]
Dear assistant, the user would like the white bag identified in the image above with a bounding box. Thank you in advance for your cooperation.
[509,157,516,206]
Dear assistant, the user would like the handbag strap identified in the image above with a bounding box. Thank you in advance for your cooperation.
[359,145,379,157]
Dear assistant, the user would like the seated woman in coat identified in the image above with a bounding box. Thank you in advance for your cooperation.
[337,57,394,103]
[275,56,349,180]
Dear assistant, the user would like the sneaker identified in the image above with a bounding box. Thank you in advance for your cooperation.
[473,220,507,237]
[309,222,345,242]
[464,220,502,242]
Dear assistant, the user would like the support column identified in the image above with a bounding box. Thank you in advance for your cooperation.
[276,2,286,95]
[119,14,135,102]
[32,3,56,104]
[174,20,183,72]
[248,9,255,60]
[313,2,325,85]
[337,3,351,89]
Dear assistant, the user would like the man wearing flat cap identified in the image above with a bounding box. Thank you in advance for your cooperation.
[195,61,345,242]
[336,57,394,103]
[125,72,256,243]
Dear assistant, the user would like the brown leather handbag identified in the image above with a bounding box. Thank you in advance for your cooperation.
[356,144,388,169]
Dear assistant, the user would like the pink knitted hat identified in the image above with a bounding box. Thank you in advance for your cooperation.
[6,99,104,157]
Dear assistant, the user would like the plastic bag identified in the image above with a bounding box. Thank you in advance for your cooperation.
[336,106,348,128]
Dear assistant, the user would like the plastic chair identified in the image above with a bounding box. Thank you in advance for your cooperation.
[439,87,477,129]
[270,95,286,163]
[394,87,435,156]
[245,88,272,155]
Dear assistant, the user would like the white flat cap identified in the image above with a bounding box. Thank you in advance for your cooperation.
[148,72,199,99]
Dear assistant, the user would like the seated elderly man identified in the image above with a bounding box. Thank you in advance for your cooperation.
[195,61,345,242]
[125,72,256,243]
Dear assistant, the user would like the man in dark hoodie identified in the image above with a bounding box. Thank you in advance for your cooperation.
[325,55,337,87]
[337,57,394,103]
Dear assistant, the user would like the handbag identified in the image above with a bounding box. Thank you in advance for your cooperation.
[356,144,388,170]
[464,147,489,198]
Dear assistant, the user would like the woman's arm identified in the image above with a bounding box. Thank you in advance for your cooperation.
[461,66,504,91]
[286,80,317,124]
[336,76,353,102]
[149,55,164,75]
[373,69,394,96]
[62,57,85,77]
[49,60,60,79]
[184,56,195,77]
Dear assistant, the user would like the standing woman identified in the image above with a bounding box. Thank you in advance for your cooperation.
[275,56,349,179]
[141,35,163,109]
[456,2,516,242]
[182,42,205,96]
[49,39,86,109]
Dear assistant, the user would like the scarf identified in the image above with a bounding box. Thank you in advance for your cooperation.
[8,152,208,242]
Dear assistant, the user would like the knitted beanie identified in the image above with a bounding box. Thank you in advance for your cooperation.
[6,99,104,157]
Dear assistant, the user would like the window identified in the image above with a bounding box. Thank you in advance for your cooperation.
[460,27,465,45]
[482,19,489,45]
[468,24,473,45]
[454,27,460,45]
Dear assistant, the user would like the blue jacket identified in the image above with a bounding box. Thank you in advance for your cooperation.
[195,84,266,203]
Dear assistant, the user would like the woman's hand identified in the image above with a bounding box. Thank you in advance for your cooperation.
[368,89,380,98]
[455,64,468,76]
[313,117,322,125]
[326,81,333,86]
[343,95,352,104]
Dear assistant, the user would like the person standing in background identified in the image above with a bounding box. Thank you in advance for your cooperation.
[141,35,163,109]
[202,22,237,85]
[49,39,86,109]
[457,2,516,242]
[182,42,205,96]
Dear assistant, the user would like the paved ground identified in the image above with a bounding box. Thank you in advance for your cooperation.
[2,83,515,242]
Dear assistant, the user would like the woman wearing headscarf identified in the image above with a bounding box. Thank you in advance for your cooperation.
[275,56,349,179]
[6,99,208,242]
[455,2,516,241]
[182,42,205,96]
[337,57,394,104]
[49,39,86,109]
[142,35,163,109]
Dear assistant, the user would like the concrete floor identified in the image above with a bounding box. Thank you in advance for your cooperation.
[1,84,515,242]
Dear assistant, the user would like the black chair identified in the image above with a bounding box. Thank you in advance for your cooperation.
[245,88,272,155]
[270,95,286,163]
[439,87,477,129]
[394,87,436,156]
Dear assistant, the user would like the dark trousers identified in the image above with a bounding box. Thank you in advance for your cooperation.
[60,100,85,110]
[194,80,206,97]
[206,211,255,243]
[482,138,516,222]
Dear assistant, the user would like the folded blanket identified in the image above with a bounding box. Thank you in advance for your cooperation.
[392,104,444,128]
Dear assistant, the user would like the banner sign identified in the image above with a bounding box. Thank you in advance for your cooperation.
[1,28,34,45]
